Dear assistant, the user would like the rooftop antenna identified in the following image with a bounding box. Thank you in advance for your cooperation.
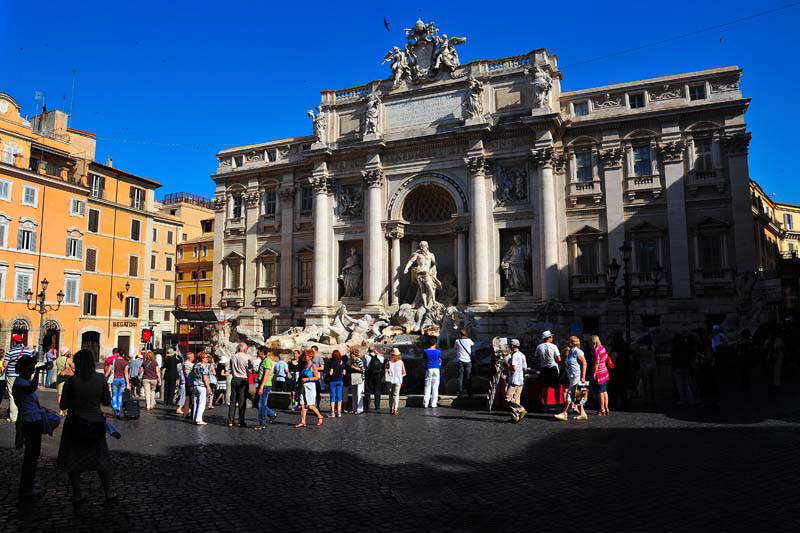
[69,69,77,118]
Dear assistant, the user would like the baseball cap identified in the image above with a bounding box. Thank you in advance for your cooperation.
[11,334,23,343]
[510,339,521,347]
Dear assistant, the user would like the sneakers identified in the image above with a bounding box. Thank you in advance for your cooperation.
[253,425,267,431]
[572,414,588,420]
[554,412,569,421]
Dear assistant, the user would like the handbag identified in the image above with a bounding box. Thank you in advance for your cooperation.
[383,365,393,383]
[60,361,74,378]
[350,372,363,385]
[40,408,61,436]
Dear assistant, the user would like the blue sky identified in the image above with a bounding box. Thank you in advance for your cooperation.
[2,1,799,204]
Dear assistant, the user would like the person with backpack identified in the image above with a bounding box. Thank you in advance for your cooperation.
[362,346,384,412]
[454,330,474,397]
[192,353,212,426]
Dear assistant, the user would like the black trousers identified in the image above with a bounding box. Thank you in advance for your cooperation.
[228,378,248,424]
[457,362,472,395]
[163,376,177,406]
[364,376,382,411]
[20,421,42,494]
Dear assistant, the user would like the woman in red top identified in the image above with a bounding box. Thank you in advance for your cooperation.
[592,335,613,416]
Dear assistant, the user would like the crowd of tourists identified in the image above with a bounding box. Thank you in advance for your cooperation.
[1,319,796,502]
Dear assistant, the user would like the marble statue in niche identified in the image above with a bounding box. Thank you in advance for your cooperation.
[464,75,484,119]
[339,248,363,298]
[501,234,531,294]
[526,65,553,109]
[363,93,381,136]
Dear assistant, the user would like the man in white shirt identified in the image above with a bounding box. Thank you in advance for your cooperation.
[505,339,528,423]
[454,330,474,396]
[534,330,561,385]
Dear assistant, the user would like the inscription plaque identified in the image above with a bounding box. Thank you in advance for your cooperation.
[385,92,464,130]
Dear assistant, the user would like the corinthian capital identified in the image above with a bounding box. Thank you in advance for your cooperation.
[531,148,565,173]
[599,148,624,169]
[723,132,751,156]
[245,191,261,207]
[657,140,687,162]
[279,187,295,203]
[361,168,385,188]
[465,155,487,174]
[213,195,227,211]
[309,174,329,193]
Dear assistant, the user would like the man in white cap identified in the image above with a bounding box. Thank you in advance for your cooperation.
[506,339,528,423]
[535,330,560,386]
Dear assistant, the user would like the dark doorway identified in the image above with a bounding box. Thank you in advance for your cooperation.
[10,319,30,348]
[117,334,131,357]
[81,331,101,361]
[42,320,60,353]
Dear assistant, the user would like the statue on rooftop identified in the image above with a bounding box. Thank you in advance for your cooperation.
[307,106,327,143]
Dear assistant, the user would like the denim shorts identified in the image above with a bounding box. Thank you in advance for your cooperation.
[597,382,608,393]
[329,380,343,402]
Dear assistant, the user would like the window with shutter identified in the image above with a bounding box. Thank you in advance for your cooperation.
[152,228,158,242]
[129,256,139,277]
[88,209,99,232]
[64,277,78,304]
[165,284,172,300]
[130,220,141,241]
[67,238,83,258]
[85,248,97,272]
[0,222,6,248]
[149,283,155,299]
[89,175,104,198]
[15,272,31,301]
[22,186,37,206]
[163,311,170,321]
[0,270,4,299]
[0,179,11,201]
[167,231,173,244]
[18,229,36,251]
[166,257,173,271]
[151,255,156,270]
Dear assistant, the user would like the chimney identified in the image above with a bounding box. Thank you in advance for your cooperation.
[106,156,113,167]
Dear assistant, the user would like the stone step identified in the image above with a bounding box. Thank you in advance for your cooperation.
[263,391,488,410]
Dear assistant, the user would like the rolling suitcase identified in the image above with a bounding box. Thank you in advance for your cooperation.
[123,390,140,419]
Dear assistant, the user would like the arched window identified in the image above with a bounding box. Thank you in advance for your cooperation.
[402,185,456,223]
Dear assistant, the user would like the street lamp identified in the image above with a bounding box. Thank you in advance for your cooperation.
[25,278,64,359]
[607,242,662,345]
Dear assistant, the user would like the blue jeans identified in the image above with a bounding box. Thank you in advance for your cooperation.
[257,386,275,426]
[112,378,126,413]
[329,381,343,403]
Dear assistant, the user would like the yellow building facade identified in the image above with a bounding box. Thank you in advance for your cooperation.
[176,218,214,309]
[0,93,96,351]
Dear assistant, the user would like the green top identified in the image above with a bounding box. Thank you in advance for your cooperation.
[257,357,274,384]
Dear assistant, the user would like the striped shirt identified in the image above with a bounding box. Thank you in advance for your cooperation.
[5,344,33,378]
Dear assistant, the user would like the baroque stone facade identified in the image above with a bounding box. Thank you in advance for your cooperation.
[212,20,759,338]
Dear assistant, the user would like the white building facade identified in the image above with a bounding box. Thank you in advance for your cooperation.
[212,21,756,339]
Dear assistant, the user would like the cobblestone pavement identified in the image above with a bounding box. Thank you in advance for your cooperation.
[1,383,799,532]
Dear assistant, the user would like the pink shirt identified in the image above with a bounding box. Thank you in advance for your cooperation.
[595,346,612,385]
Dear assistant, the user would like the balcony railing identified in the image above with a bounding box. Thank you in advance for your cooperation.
[222,287,243,297]
[687,169,726,194]
[568,180,603,207]
[570,274,607,298]
[626,174,663,200]
[693,268,735,295]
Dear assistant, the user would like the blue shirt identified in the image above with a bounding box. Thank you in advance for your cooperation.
[5,344,32,379]
[424,349,442,369]
[12,378,43,422]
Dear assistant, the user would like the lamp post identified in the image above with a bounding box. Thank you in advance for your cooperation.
[25,278,64,359]
[607,242,663,344]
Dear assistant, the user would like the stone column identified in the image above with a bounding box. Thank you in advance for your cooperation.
[362,168,385,309]
[455,223,469,305]
[724,132,756,274]
[532,148,560,299]
[600,143,625,277]
[659,140,691,297]
[278,179,294,310]
[310,170,331,310]
[244,190,260,309]
[466,155,490,305]
[385,222,404,306]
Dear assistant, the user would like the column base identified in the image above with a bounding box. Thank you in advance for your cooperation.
[467,302,495,313]
[304,308,332,326]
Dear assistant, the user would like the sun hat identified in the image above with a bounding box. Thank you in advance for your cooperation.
[541,330,553,340]
[510,339,521,347]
